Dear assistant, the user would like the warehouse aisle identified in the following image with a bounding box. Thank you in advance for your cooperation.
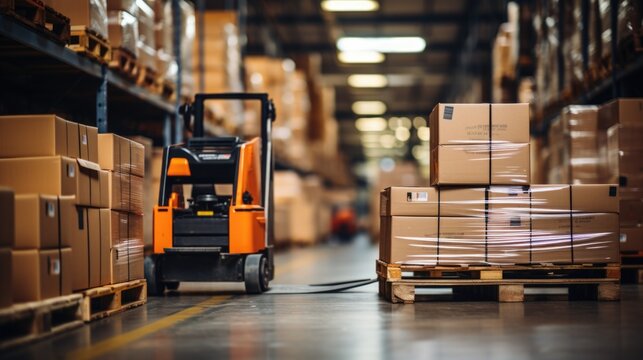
[3,236,643,359]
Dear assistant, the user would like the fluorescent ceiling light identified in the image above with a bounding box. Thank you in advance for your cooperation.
[352,101,387,115]
[348,74,388,88]
[322,0,379,12]
[417,126,430,141]
[337,37,426,53]
[338,51,385,64]
[395,127,410,142]
[355,117,387,132]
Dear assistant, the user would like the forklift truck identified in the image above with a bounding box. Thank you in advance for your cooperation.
[145,93,276,295]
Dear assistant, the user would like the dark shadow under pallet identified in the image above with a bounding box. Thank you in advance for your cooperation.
[621,253,643,284]
[376,260,621,303]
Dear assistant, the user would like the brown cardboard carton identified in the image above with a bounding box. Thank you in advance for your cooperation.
[620,226,643,251]
[598,98,643,129]
[79,125,89,161]
[121,172,131,211]
[130,175,144,214]
[99,209,111,286]
[99,170,109,208]
[571,184,619,213]
[573,213,619,263]
[429,103,529,147]
[127,213,144,280]
[487,214,531,264]
[98,134,121,172]
[45,0,108,38]
[60,247,72,296]
[70,207,89,291]
[110,211,128,284]
[0,156,77,201]
[12,249,61,302]
[0,115,68,158]
[431,143,530,185]
[380,187,486,217]
[0,188,14,248]
[438,217,486,265]
[620,199,643,226]
[130,140,145,177]
[440,187,487,217]
[66,121,80,158]
[120,137,132,174]
[58,196,77,248]
[87,126,98,163]
[0,248,11,308]
[382,216,438,265]
[107,171,124,210]
[488,186,530,215]
[530,184,570,212]
[14,194,59,249]
[77,159,101,207]
[88,209,101,288]
[531,214,572,263]
[379,216,390,263]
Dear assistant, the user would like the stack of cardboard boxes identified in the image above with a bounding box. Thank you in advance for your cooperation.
[599,99,643,253]
[380,103,620,266]
[0,188,14,308]
[106,0,141,61]
[0,115,144,306]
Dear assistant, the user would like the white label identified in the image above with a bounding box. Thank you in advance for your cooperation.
[49,258,61,275]
[81,134,88,145]
[67,163,75,177]
[620,234,627,243]
[407,191,428,202]
[46,202,55,218]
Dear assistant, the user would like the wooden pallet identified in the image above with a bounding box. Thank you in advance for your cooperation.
[136,65,158,90]
[621,253,643,284]
[80,279,147,322]
[109,48,139,80]
[156,77,176,99]
[0,294,83,350]
[377,260,621,304]
[0,0,45,29]
[43,5,70,44]
[68,26,111,64]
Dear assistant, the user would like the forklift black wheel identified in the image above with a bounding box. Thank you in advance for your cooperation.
[165,282,180,291]
[145,255,165,296]
[244,254,269,294]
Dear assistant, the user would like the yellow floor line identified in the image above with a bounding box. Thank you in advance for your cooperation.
[67,295,231,360]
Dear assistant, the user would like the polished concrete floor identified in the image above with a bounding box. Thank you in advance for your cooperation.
[2,235,643,359]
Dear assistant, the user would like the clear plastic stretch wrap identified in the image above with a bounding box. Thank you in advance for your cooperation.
[379,185,620,266]
[110,211,144,283]
[107,10,139,56]
[91,0,108,39]
[106,0,139,17]
[429,103,530,186]
[45,0,108,39]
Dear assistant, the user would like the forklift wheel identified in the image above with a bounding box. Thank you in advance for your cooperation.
[145,255,165,296]
[166,282,180,291]
[244,254,269,294]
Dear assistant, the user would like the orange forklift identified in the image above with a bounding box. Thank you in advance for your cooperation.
[146,93,276,295]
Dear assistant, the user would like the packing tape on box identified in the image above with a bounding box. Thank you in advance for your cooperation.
[380,185,620,266]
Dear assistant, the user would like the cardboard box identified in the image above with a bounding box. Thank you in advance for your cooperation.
[14,194,59,249]
[429,103,529,146]
[0,188,14,248]
[69,207,89,291]
[110,211,128,284]
[0,156,77,202]
[488,186,530,215]
[77,159,101,207]
[438,217,486,265]
[98,134,122,172]
[598,98,643,129]
[620,226,643,252]
[380,187,486,217]
[487,214,531,265]
[380,216,438,265]
[45,0,108,39]
[58,196,78,248]
[0,115,68,158]
[12,249,62,302]
[430,143,530,185]
[130,175,144,214]
[530,184,570,213]
[620,199,643,227]
[107,171,124,210]
[87,126,98,163]
[130,140,145,177]
[88,208,101,288]
[571,184,619,213]
[60,247,72,295]
[99,170,109,208]
[66,121,80,158]
[573,213,619,263]
[120,137,131,174]
[531,214,572,263]
[99,209,111,286]
[0,248,11,308]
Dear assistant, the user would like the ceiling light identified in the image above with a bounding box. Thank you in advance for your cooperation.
[380,135,396,149]
[352,101,387,115]
[321,0,379,12]
[395,127,410,142]
[355,117,387,132]
[348,74,388,88]
[417,126,430,141]
[413,116,426,128]
[338,51,385,64]
[337,37,426,53]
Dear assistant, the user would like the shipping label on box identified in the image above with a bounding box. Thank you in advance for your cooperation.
[0,115,68,158]
[0,156,78,200]
[79,125,89,161]
[14,194,59,249]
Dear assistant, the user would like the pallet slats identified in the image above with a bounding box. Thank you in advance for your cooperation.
[0,294,83,350]
[377,260,621,303]
[68,26,111,64]
[621,254,643,284]
[0,0,45,28]
[43,5,70,44]
[109,48,139,80]
[80,279,147,322]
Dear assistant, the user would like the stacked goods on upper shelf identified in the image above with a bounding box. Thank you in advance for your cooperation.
[46,0,108,39]
[491,3,518,103]
[154,0,177,94]
[533,1,559,116]
[561,0,584,96]
[616,1,643,59]
[0,115,144,298]
[193,10,244,133]
[598,98,643,252]
[379,185,619,266]
[135,0,156,77]
[429,103,530,186]
[547,106,601,184]
[107,1,139,61]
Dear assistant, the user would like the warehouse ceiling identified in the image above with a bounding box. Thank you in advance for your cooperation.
[240,0,508,164]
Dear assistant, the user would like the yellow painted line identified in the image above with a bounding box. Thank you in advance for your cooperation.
[68,295,230,360]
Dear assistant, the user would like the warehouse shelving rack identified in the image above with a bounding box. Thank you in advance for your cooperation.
[0,12,177,145]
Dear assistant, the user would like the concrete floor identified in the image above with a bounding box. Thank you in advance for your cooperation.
[2,235,643,359]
